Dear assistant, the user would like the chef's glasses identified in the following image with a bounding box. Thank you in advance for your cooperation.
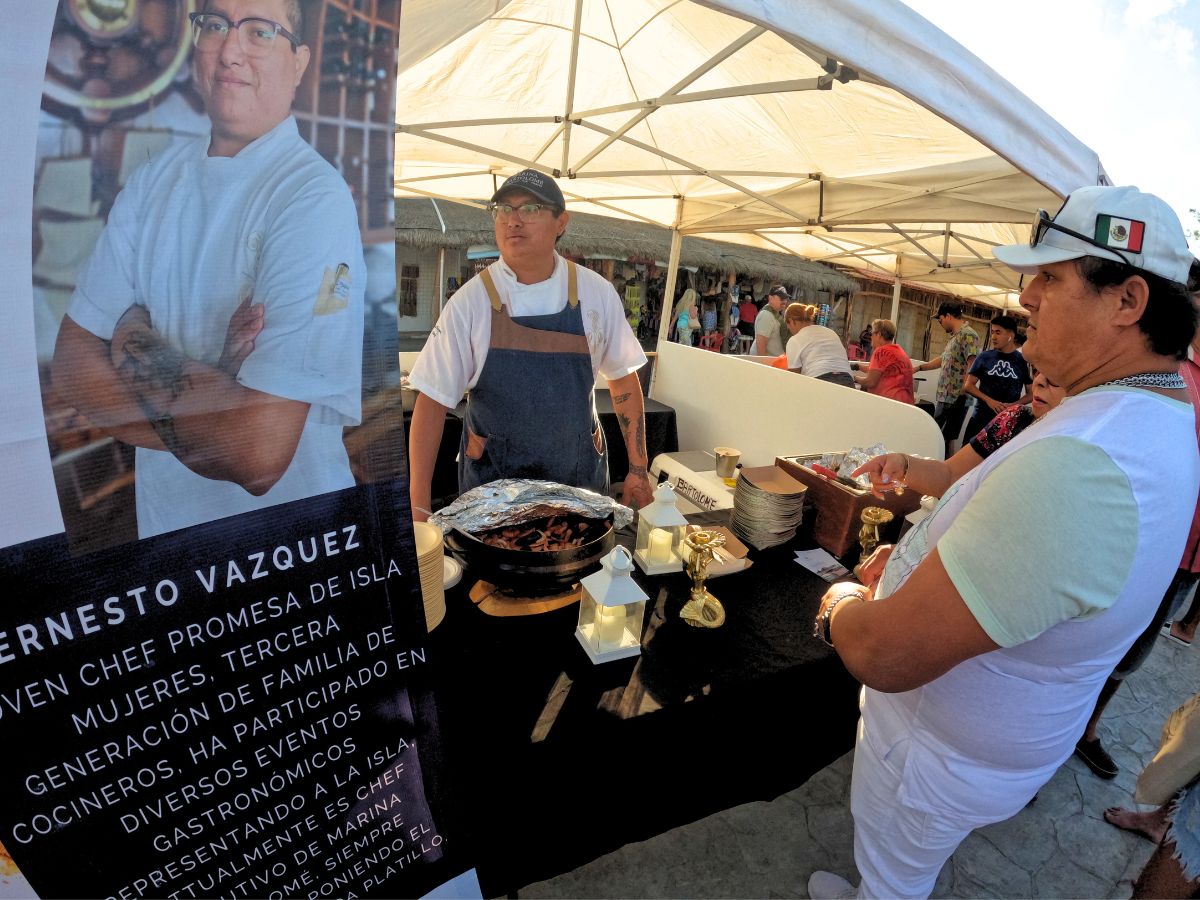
[190,13,301,54]
[1030,204,1133,267]
[487,202,560,223]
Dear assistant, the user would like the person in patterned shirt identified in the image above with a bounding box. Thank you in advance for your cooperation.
[914,300,980,452]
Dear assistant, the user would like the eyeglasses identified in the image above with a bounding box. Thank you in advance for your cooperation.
[1030,205,1132,267]
[487,202,558,223]
[189,12,300,54]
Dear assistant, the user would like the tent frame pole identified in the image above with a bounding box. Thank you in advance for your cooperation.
[652,226,684,397]
[655,197,686,353]
[560,0,583,174]
[890,255,903,324]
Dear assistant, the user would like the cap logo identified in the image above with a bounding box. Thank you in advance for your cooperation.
[1094,214,1145,254]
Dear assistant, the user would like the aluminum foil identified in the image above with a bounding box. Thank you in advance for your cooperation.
[817,443,890,488]
[428,479,634,534]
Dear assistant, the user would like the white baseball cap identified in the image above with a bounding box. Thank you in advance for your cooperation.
[993,185,1194,285]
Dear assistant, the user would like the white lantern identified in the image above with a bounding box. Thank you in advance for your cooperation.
[633,482,689,574]
[576,546,649,664]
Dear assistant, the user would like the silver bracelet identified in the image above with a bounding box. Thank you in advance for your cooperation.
[814,588,869,647]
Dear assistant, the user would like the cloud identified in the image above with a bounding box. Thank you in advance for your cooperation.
[1123,0,1187,27]
[1123,0,1197,63]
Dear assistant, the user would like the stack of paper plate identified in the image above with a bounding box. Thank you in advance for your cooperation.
[731,465,807,550]
[413,522,446,631]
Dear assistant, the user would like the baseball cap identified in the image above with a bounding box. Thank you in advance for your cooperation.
[767,285,790,299]
[933,301,963,319]
[490,169,565,209]
[993,185,1193,285]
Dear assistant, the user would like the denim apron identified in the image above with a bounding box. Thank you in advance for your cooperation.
[458,261,609,494]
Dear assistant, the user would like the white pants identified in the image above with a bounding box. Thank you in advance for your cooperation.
[850,694,1045,899]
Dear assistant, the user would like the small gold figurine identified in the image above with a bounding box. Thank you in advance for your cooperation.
[679,529,726,628]
[857,506,894,568]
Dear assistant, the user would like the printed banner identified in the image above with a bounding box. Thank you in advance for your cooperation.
[0,1,476,896]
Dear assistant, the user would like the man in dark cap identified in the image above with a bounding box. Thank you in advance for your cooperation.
[407,169,653,520]
[754,285,789,356]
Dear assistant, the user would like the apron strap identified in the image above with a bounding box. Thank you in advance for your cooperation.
[479,268,504,312]
[481,260,576,311]
[567,260,579,308]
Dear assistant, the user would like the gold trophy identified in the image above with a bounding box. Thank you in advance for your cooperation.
[679,530,726,628]
[856,506,894,572]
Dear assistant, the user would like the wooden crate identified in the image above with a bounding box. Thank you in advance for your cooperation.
[776,454,922,559]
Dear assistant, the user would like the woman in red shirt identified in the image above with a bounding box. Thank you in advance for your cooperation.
[852,318,914,403]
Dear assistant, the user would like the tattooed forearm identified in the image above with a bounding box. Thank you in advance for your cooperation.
[143,403,186,457]
[113,326,195,457]
[116,329,192,402]
[612,391,647,463]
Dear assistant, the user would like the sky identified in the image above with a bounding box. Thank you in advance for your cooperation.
[903,0,1200,244]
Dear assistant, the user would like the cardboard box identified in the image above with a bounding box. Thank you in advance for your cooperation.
[776,454,922,559]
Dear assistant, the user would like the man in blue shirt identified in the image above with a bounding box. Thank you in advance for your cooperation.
[962,314,1032,440]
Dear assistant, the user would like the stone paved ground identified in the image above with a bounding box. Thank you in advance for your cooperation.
[522,630,1200,899]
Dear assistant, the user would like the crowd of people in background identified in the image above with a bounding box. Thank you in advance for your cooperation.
[659,276,1042,450]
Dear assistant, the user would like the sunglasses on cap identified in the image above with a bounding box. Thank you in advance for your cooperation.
[1030,204,1133,268]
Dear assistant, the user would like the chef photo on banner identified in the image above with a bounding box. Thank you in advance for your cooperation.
[24,0,406,555]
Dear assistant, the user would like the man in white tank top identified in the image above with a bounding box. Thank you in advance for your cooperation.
[807,186,1200,899]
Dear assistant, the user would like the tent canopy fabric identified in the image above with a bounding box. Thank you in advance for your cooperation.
[394,0,1107,308]
[395,198,858,295]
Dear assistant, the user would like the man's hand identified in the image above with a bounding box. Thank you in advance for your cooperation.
[620,469,654,511]
[92,303,307,494]
[607,372,651,510]
[852,453,909,499]
[853,544,894,590]
[816,580,872,623]
[218,296,265,377]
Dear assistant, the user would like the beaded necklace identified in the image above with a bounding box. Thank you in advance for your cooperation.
[1101,371,1186,389]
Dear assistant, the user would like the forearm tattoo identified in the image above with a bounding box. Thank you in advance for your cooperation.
[116,329,193,456]
[117,330,192,401]
[614,409,648,472]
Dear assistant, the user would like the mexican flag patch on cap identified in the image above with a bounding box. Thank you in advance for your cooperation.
[1094,214,1145,253]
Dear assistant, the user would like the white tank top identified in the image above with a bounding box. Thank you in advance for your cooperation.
[867,387,1197,776]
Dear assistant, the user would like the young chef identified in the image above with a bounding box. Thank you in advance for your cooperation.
[406,169,654,521]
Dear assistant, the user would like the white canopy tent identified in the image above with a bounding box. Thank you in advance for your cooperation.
[393,0,1109,321]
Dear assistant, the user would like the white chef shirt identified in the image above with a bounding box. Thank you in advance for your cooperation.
[408,254,647,409]
[68,117,364,538]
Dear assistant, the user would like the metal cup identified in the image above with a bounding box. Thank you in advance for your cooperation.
[714,447,741,479]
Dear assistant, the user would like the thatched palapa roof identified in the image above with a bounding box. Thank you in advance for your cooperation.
[395,199,857,296]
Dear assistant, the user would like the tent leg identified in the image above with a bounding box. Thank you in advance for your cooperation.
[889,255,902,324]
[435,248,446,321]
[652,226,684,396]
[656,228,683,348]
